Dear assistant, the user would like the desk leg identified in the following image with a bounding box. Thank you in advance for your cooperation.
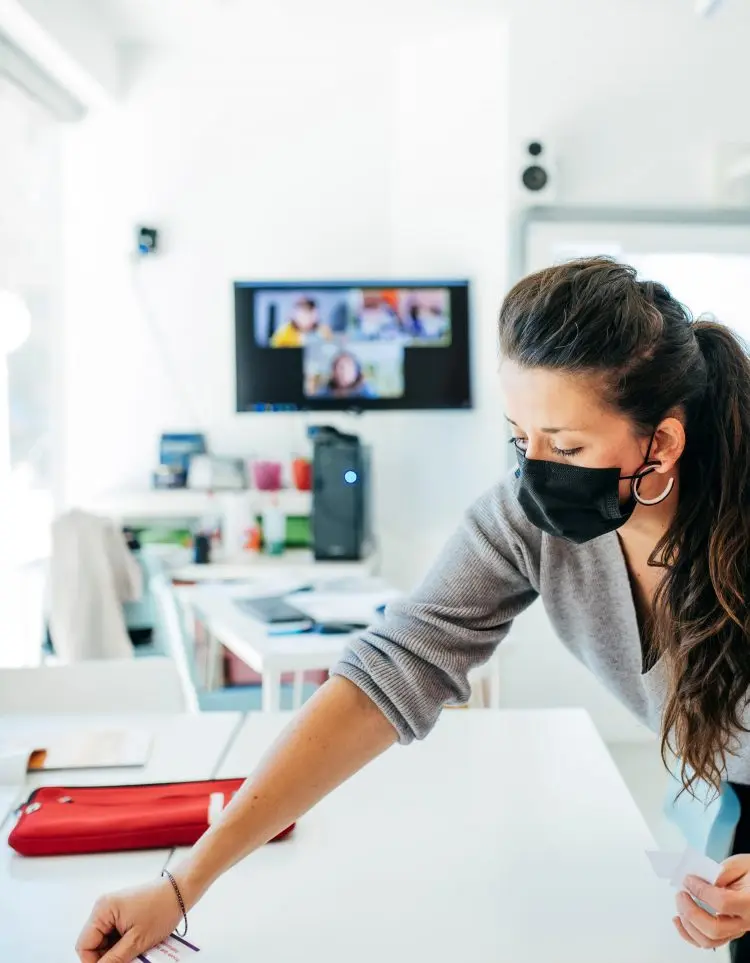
[262,669,282,713]
[292,672,304,710]
[206,632,221,691]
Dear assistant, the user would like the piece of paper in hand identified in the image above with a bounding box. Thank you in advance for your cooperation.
[646,845,721,888]
[670,847,721,888]
[646,849,680,881]
[138,934,200,962]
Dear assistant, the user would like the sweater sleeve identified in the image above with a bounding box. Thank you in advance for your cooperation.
[330,478,539,743]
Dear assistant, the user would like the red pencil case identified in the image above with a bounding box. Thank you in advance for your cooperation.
[8,778,295,857]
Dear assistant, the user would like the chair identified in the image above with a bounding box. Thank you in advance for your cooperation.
[47,510,141,661]
[148,573,201,713]
[0,658,189,714]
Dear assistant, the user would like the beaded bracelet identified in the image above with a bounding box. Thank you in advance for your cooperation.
[162,869,189,938]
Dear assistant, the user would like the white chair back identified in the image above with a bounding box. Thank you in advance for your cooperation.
[0,657,188,714]
[149,573,200,713]
[48,510,141,662]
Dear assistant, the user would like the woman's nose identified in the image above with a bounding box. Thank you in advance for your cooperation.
[522,440,543,461]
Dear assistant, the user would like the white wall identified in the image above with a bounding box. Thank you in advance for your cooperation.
[60,2,509,590]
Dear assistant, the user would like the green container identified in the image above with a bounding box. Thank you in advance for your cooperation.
[257,514,311,550]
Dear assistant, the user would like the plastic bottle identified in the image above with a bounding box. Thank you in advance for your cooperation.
[262,498,286,556]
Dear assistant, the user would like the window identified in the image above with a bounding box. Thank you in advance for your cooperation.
[0,78,61,665]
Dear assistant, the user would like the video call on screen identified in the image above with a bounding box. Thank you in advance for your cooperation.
[234,281,472,412]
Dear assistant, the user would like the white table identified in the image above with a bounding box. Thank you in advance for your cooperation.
[171,709,702,963]
[0,712,241,962]
[0,785,21,823]
[185,582,393,712]
[185,580,505,714]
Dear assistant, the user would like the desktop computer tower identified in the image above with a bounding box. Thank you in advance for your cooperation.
[309,426,372,561]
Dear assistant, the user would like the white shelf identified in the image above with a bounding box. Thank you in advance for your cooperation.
[82,488,312,522]
[170,549,377,584]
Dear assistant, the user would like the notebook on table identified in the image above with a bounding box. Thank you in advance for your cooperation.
[234,595,313,631]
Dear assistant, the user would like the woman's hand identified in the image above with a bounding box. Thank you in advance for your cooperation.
[75,879,182,963]
[673,854,750,950]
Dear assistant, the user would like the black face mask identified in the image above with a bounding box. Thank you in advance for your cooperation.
[513,442,657,545]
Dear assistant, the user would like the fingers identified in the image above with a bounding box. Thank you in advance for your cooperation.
[99,931,143,963]
[76,900,118,963]
[679,914,727,950]
[672,915,700,947]
[717,855,750,888]
[676,891,745,948]
[684,875,745,916]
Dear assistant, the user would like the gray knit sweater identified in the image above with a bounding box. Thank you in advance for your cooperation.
[333,472,750,784]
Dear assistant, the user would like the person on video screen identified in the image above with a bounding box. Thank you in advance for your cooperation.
[317,350,375,399]
[271,297,333,348]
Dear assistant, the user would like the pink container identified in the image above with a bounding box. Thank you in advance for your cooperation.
[252,460,282,491]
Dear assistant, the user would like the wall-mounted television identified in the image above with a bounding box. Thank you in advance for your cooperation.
[234,280,472,412]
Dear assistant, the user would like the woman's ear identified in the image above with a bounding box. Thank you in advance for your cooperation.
[651,417,685,473]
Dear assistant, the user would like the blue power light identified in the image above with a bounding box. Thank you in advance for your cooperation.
[344,470,358,484]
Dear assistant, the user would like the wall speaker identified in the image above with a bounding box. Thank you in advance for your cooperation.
[518,140,556,204]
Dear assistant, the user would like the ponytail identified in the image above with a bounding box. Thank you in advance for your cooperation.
[657,319,750,791]
[693,320,750,495]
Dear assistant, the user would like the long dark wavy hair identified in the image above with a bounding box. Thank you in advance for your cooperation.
[498,257,750,792]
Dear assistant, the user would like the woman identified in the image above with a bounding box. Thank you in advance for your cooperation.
[317,350,374,399]
[77,258,750,962]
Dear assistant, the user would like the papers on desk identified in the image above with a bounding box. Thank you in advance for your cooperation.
[138,934,200,961]
[0,729,153,780]
[290,590,402,625]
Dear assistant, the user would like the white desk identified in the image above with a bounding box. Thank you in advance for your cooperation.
[0,786,21,823]
[172,709,701,963]
[0,712,241,962]
[185,582,396,712]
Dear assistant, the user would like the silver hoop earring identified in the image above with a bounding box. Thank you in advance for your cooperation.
[632,474,674,506]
